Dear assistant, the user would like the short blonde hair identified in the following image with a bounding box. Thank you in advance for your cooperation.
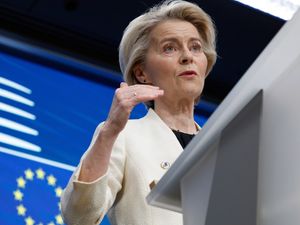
[119,0,217,86]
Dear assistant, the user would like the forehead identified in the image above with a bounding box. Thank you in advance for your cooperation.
[149,19,201,43]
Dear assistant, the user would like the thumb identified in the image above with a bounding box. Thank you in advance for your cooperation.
[120,82,128,88]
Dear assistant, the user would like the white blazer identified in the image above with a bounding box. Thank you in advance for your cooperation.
[61,109,197,225]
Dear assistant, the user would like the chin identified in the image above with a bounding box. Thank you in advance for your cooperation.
[183,85,203,95]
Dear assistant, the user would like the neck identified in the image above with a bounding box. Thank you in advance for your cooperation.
[154,98,197,134]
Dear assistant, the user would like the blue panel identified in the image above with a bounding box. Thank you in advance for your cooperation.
[0,51,147,167]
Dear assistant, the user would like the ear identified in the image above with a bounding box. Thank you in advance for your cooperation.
[133,64,151,84]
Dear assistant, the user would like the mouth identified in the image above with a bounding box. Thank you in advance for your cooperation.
[178,70,197,77]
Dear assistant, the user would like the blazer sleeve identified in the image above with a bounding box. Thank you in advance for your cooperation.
[61,122,126,225]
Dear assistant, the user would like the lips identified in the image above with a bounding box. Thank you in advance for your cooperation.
[178,70,197,76]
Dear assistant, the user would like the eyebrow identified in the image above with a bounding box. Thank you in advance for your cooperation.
[158,37,202,44]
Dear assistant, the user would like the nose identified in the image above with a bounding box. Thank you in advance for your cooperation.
[179,47,193,64]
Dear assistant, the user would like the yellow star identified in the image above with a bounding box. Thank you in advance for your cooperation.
[47,175,56,186]
[55,187,63,197]
[13,189,24,201]
[16,204,26,216]
[36,168,45,180]
[24,169,34,180]
[47,222,55,225]
[16,177,26,188]
[55,214,64,225]
[25,216,35,225]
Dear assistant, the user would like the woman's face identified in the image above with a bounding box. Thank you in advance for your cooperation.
[141,19,208,104]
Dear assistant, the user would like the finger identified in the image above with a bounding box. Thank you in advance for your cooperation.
[116,85,161,98]
[128,85,163,96]
[132,84,160,90]
[130,89,164,103]
[120,82,128,88]
[122,88,163,100]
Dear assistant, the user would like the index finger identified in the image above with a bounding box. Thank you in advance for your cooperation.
[132,84,161,90]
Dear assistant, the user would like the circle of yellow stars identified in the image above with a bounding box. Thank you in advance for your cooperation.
[13,168,64,225]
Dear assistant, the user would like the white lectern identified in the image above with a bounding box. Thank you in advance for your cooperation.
[147,9,300,225]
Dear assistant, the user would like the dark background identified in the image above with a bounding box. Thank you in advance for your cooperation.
[0,0,285,104]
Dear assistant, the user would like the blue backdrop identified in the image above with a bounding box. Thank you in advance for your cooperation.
[0,50,209,225]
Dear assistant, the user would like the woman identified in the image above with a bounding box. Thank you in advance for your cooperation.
[61,0,217,225]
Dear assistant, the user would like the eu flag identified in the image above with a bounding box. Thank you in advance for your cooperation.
[0,150,71,225]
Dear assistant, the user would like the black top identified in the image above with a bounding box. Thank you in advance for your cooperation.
[172,129,196,149]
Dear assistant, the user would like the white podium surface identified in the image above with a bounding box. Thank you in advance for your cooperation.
[147,8,300,225]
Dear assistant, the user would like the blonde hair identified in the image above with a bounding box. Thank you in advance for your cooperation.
[119,0,217,107]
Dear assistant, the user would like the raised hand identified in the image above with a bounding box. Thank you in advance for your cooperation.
[104,82,164,135]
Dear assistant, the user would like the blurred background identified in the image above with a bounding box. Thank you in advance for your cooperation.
[0,0,293,224]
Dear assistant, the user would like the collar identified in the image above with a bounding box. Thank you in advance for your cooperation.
[146,108,201,132]
[142,108,200,151]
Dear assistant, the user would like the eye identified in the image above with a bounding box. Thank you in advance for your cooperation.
[190,43,202,52]
[163,44,176,54]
